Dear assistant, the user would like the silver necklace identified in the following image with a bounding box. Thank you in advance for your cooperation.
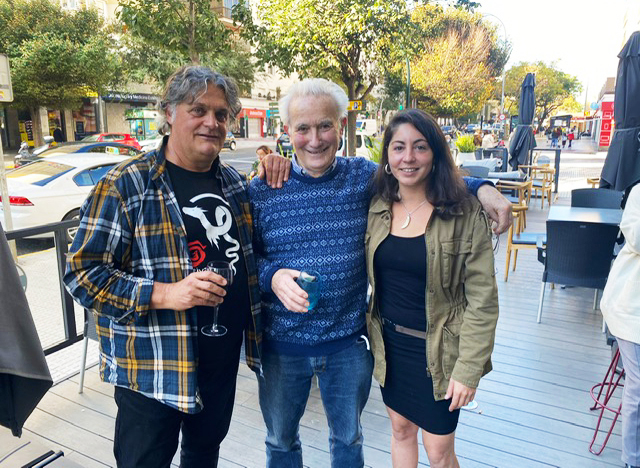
[398,197,428,229]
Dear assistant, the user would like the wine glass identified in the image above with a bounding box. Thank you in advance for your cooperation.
[201,260,234,337]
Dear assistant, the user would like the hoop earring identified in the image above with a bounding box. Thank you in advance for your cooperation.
[384,164,392,175]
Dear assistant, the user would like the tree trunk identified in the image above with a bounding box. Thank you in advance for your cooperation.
[346,81,356,157]
[29,106,44,147]
[189,0,199,63]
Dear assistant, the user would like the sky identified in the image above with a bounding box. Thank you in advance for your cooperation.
[474,0,632,106]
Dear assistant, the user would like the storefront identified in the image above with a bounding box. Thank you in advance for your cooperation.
[72,98,100,140]
[102,91,159,135]
[125,108,159,140]
[238,108,266,138]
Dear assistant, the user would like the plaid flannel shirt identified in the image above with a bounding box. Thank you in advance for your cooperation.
[64,145,262,413]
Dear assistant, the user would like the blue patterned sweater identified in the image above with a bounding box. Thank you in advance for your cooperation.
[249,157,487,356]
[250,157,376,355]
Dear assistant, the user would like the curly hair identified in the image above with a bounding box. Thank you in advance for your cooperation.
[373,109,468,219]
[156,65,242,135]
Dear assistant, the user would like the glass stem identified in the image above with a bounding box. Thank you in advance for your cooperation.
[212,306,220,331]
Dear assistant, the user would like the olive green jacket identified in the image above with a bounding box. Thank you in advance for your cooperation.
[365,195,499,401]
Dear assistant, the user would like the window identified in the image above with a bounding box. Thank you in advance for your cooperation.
[73,164,116,187]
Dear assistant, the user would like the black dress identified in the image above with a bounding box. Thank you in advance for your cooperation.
[374,234,460,435]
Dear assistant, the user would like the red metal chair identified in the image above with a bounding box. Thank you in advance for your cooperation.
[589,348,624,455]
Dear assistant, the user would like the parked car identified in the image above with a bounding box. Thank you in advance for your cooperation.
[14,141,142,168]
[465,124,479,134]
[336,130,374,159]
[138,133,164,152]
[276,132,293,156]
[223,131,237,150]
[440,125,457,138]
[0,154,130,242]
[81,132,141,150]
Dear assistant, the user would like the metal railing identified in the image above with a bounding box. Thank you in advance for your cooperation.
[5,219,83,356]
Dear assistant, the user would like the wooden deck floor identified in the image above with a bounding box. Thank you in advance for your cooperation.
[1,196,624,468]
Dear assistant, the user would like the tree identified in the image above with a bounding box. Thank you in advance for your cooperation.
[0,0,121,145]
[405,4,510,120]
[237,0,414,155]
[504,61,582,131]
[117,0,254,93]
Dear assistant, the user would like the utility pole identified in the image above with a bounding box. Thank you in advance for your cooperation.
[0,53,17,260]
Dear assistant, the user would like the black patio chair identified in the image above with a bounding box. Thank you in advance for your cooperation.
[535,220,619,323]
[571,188,624,209]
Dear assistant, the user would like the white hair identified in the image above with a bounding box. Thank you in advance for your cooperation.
[279,78,349,126]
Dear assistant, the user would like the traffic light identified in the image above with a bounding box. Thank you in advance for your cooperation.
[398,104,404,110]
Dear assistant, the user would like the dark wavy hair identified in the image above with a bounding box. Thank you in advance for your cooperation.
[373,109,468,219]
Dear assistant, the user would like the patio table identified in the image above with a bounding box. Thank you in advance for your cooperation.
[547,206,623,226]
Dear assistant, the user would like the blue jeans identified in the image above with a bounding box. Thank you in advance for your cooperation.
[258,338,374,468]
[617,337,640,467]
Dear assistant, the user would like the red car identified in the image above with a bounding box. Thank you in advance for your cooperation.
[82,132,141,150]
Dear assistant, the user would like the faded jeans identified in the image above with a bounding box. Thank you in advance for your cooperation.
[617,337,640,467]
[258,338,374,468]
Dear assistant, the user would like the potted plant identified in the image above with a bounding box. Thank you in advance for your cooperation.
[455,134,476,163]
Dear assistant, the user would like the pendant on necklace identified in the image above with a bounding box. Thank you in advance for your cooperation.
[401,215,411,229]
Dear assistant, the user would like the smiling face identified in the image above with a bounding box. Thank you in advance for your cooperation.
[287,94,344,177]
[387,123,434,191]
[165,84,230,171]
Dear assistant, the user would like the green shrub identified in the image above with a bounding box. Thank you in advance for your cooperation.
[455,135,476,153]
[367,138,383,163]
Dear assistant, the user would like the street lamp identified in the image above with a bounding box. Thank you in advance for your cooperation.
[482,13,508,118]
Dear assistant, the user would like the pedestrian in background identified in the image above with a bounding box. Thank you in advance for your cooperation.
[250,145,273,180]
[568,128,575,148]
[561,129,568,148]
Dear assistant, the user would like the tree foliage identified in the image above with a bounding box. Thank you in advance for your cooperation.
[405,4,510,119]
[0,0,121,144]
[237,0,414,155]
[117,0,254,93]
[504,61,582,131]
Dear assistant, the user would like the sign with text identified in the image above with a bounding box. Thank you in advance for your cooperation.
[348,100,362,111]
[0,54,13,102]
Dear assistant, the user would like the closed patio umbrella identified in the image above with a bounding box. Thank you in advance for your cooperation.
[601,31,640,193]
[0,230,52,437]
[509,72,537,169]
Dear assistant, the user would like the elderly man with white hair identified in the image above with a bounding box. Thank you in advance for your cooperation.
[249,78,511,467]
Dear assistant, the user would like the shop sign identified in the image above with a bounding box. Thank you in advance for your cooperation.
[242,108,266,118]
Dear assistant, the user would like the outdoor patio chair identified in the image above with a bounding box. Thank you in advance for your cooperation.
[460,165,490,178]
[504,204,545,281]
[535,220,619,323]
[496,179,532,229]
[571,188,623,209]
[78,309,98,394]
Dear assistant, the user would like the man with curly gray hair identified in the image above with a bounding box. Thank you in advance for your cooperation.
[64,65,288,467]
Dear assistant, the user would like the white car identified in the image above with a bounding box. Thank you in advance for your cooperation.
[336,130,375,159]
[138,133,164,152]
[0,154,130,242]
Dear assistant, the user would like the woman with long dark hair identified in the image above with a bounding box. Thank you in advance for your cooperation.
[365,109,499,467]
